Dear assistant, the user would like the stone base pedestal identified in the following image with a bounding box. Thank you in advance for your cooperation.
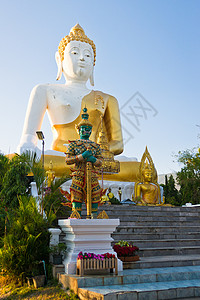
[58,219,122,274]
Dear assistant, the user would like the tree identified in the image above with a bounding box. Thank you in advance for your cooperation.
[176,148,200,205]
[0,155,30,208]
[162,174,180,206]
[0,153,9,192]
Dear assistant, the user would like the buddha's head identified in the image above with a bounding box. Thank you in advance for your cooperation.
[142,162,153,183]
[49,160,53,170]
[76,107,92,140]
[56,24,96,85]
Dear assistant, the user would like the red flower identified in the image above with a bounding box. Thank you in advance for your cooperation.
[113,244,139,258]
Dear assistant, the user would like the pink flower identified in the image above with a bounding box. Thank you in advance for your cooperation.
[77,251,115,260]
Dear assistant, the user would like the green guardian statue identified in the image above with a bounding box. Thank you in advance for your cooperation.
[61,107,105,217]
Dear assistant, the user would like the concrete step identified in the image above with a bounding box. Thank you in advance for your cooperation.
[59,265,200,288]
[59,266,200,299]
[139,246,200,257]
[112,239,200,248]
[119,221,200,226]
[112,232,200,240]
[83,204,200,215]
[78,280,200,299]
[123,255,200,269]
[82,208,200,221]
[103,210,200,217]
[109,216,200,222]
[98,204,200,212]
[115,225,200,234]
[103,212,200,219]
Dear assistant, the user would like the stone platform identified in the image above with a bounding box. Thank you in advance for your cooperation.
[58,204,200,299]
[58,218,122,274]
[59,266,200,299]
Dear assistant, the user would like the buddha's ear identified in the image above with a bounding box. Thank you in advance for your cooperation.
[89,67,94,86]
[55,51,62,81]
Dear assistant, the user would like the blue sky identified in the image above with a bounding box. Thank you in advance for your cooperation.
[0,0,199,174]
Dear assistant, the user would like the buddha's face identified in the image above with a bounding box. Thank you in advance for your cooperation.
[143,169,152,182]
[62,40,94,82]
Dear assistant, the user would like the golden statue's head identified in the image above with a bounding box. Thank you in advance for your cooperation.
[138,147,158,184]
[49,160,53,170]
[58,24,96,65]
[142,161,153,182]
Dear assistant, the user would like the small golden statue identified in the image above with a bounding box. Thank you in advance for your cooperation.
[107,188,114,201]
[118,187,122,202]
[45,160,55,187]
[134,147,164,206]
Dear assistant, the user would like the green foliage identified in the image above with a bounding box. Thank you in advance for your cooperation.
[43,176,71,224]
[161,175,180,206]
[109,196,122,205]
[115,240,130,246]
[0,196,50,283]
[49,243,66,255]
[0,155,30,208]
[0,152,71,285]
[176,148,200,205]
[16,152,45,195]
[0,153,9,191]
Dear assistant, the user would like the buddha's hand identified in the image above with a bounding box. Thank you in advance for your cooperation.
[87,156,97,163]
[82,150,92,159]
[17,143,41,159]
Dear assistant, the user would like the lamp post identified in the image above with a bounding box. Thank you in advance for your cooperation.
[36,131,45,214]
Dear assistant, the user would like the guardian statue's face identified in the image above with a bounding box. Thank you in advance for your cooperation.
[79,125,92,140]
[62,40,94,82]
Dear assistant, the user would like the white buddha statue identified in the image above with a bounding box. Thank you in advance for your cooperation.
[17,24,142,182]
[17,24,123,158]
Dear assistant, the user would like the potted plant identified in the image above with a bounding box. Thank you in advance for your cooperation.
[50,243,66,265]
[113,240,139,262]
[76,251,117,275]
[27,261,46,288]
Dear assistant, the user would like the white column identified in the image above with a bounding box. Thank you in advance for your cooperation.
[48,228,61,246]
[58,219,123,274]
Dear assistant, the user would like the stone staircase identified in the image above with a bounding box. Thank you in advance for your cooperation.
[59,204,200,299]
[59,265,200,299]
[101,204,200,270]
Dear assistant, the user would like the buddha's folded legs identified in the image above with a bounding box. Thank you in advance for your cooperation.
[44,154,140,182]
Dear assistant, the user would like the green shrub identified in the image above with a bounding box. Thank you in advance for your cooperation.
[0,196,50,284]
[109,196,122,205]
[0,156,30,208]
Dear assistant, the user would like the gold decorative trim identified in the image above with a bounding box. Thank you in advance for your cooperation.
[70,209,81,219]
[97,210,109,219]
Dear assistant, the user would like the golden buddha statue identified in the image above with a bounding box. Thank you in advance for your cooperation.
[45,160,55,187]
[134,147,164,205]
[107,188,114,200]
